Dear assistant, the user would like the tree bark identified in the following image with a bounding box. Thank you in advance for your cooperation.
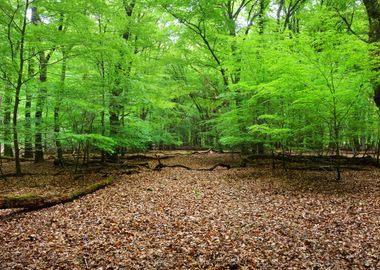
[13,0,31,176]
[108,0,136,161]
[24,7,40,159]
[363,0,380,107]
[54,51,66,164]
[24,49,35,158]
[3,88,13,157]
[33,7,56,163]
[34,52,47,163]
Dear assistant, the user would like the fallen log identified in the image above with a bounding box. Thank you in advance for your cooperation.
[121,162,150,169]
[152,149,213,156]
[154,163,231,171]
[287,165,370,172]
[246,154,379,167]
[188,148,213,155]
[0,170,67,178]
[0,156,34,162]
[0,177,113,209]
[121,154,173,161]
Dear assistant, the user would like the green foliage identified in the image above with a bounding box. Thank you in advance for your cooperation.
[59,133,116,154]
[0,0,379,166]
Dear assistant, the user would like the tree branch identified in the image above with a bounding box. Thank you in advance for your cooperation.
[336,9,369,43]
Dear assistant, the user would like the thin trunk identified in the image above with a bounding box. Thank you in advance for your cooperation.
[54,51,66,165]
[258,0,267,34]
[82,141,89,166]
[24,66,33,158]
[333,97,341,181]
[109,91,120,161]
[34,52,47,163]
[3,89,13,157]
[24,6,39,159]
[74,146,81,174]
[13,0,30,176]
[33,6,55,163]
[101,88,106,162]
[120,110,126,157]
[97,18,107,163]
[376,139,380,167]
[54,106,62,162]
[335,142,341,181]
[281,145,288,172]
[277,0,284,28]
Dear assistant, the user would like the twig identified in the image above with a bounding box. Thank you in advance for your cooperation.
[83,256,89,269]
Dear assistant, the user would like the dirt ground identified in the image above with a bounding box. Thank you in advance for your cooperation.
[0,153,379,269]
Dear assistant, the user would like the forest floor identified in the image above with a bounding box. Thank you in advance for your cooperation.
[0,152,379,269]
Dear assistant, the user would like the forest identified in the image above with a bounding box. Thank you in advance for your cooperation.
[0,0,379,269]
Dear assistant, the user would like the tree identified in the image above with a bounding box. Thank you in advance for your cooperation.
[363,0,380,107]
[0,0,379,178]
[0,0,33,175]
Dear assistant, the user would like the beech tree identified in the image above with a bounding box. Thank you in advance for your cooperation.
[363,0,380,108]
[1,0,380,177]
[1,0,33,175]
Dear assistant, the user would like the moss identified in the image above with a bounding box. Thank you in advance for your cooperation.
[0,178,114,209]
[69,177,113,200]
[2,193,38,201]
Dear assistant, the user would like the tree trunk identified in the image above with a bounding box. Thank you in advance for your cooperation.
[54,51,66,164]
[109,88,121,161]
[258,0,268,34]
[3,89,13,157]
[332,96,341,181]
[107,0,136,161]
[376,138,380,166]
[33,7,55,163]
[24,80,33,158]
[34,52,47,163]
[54,105,63,163]
[24,8,39,159]
[13,0,30,176]
[363,0,380,107]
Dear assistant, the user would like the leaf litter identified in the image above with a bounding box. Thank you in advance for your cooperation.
[0,153,379,269]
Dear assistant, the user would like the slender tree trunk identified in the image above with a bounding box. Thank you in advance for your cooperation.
[120,109,126,157]
[109,88,121,161]
[34,52,47,163]
[276,0,284,29]
[33,7,56,163]
[332,97,341,181]
[24,8,39,159]
[101,80,106,163]
[13,0,30,176]
[335,142,341,181]
[3,89,13,157]
[24,76,33,158]
[376,138,380,167]
[258,0,268,34]
[54,51,66,164]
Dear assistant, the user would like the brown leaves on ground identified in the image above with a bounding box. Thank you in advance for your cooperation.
[0,153,379,269]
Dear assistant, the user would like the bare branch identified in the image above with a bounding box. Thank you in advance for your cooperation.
[163,5,229,87]
[336,9,369,43]
[0,6,22,32]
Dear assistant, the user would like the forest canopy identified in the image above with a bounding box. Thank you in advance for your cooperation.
[1,0,379,176]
